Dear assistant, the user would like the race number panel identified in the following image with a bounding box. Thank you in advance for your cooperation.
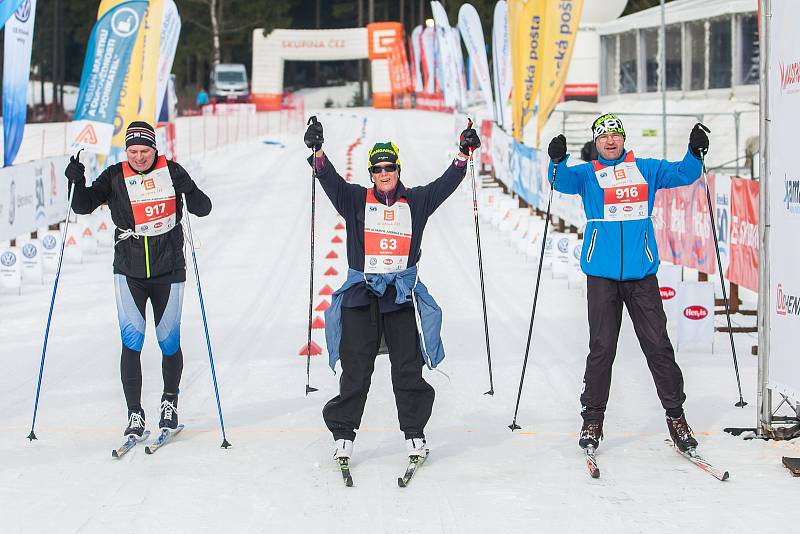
[593,151,649,222]
[122,155,177,236]
[364,190,412,273]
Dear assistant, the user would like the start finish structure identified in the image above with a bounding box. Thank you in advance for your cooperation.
[251,23,403,110]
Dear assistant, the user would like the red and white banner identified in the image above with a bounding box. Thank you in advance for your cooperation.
[654,174,759,289]
[653,175,715,273]
[727,178,759,292]
[480,120,493,166]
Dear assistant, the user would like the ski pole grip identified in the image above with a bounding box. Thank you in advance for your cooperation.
[308,116,318,126]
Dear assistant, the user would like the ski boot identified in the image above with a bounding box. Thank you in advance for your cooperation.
[124,408,146,438]
[333,439,354,460]
[158,394,179,430]
[666,414,698,452]
[405,437,428,459]
[578,420,603,450]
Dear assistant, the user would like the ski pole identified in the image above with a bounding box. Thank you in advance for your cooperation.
[465,118,494,396]
[184,207,232,448]
[509,163,558,431]
[27,152,81,441]
[697,132,746,408]
[305,116,320,395]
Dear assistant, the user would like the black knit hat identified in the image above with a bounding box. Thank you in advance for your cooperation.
[125,121,157,149]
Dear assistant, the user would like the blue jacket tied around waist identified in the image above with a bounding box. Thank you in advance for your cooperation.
[547,146,702,281]
[324,266,445,371]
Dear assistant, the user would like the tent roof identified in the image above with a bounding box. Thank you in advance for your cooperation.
[596,0,756,35]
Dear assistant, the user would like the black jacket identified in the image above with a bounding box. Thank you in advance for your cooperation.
[311,155,466,310]
[71,157,212,282]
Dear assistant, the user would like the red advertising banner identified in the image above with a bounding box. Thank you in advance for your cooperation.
[480,119,493,166]
[727,177,759,291]
[653,175,716,274]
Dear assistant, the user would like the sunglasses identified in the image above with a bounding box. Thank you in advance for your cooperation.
[369,163,398,174]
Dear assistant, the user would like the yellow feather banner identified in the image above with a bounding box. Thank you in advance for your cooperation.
[535,0,584,147]
[510,0,546,142]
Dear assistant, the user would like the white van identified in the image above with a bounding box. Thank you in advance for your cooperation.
[209,63,249,101]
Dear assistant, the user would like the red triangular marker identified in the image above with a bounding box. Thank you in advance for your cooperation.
[324,266,338,276]
[311,316,325,329]
[298,341,322,356]
[331,235,343,243]
[335,222,345,230]
[319,284,334,295]
[315,299,331,311]
[325,250,338,259]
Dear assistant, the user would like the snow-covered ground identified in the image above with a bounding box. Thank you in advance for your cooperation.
[0,108,797,534]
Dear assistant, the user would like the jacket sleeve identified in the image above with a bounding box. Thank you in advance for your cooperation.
[649,146,704,190]
[547,155,584,196]
[307,154,363,216]
[168,160,212,217]
[71,166,113,214]
[414,160,467,217]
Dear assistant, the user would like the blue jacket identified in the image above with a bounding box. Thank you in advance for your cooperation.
[324,266,445,370]
[548,147,702,280]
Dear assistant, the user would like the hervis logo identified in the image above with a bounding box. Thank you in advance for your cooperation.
[683,305,708,320]
[75,124,98,146]
[660,287,676,300]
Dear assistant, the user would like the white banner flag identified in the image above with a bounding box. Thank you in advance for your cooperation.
[430,1,460,107]
[767,0,800,401]
[493,0,512,129]
[411,25,424,93]
[677,281,715,352]
[155,0,181,123]
[458,3,494,116]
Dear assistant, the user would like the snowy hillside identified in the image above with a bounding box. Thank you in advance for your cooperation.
[0,108,797,534]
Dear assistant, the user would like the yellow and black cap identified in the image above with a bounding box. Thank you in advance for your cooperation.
[368,141,401,169]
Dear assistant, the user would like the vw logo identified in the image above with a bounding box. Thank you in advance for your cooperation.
[0,251,16,267]
[22,243,37,258]
[15,0,31,23]
[42,235,57,249]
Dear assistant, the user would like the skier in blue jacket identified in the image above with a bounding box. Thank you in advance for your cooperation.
[546,114,710,453]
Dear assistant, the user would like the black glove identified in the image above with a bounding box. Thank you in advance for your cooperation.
[304,117,324,151]
[459,127,481,155]
[689,122,710,158]
[65,151,85,185]
[548,134,567,163]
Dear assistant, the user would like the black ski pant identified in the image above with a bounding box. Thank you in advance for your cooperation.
[580,274,686,423]
[115,275,185,412]
[323,303,435,442]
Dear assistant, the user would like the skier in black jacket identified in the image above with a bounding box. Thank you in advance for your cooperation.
[65,121,212,438]
[303,118,480,463]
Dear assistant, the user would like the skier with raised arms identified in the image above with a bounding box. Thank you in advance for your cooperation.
[545,114,710,458]
[303,117,480,485]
